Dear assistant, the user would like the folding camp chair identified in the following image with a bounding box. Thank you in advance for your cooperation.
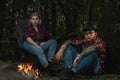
[14,19,39,66]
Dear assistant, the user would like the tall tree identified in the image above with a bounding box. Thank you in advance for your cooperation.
[101,0,120,73]
[0,0,6,40]
[43,0,49,29]
[86,0,92,26]
[65,0,75,35]
[50,0,57,36]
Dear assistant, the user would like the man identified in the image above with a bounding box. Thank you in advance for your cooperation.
[56,25,106,80]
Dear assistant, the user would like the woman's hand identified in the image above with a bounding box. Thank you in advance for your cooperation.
[55,48,64,61]
[73,57,80,67]
[40,42,45,46]
[35,44,42,49]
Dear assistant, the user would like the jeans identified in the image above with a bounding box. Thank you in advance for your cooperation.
[23,39,57,68]
[64,45,99,74]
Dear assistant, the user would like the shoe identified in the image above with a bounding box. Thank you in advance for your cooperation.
[60,68,74,80]
[46,62,61,76]
[48,59,60,66]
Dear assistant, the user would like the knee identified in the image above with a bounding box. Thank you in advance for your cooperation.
[90,52,98,62]
[64,45,74,55]
[65,45,74,51]
[49,39,57,45]
[91,51,98,57]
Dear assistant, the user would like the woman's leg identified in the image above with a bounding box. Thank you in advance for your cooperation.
[23,41,48,68]
[41,39,57,62]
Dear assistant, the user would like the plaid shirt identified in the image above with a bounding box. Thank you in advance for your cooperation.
[71,37,106,73]
[23,26,53,42]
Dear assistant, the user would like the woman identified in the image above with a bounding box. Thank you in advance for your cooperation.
[23,12,57,74]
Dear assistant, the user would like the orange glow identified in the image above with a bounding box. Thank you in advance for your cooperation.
[18,63,39,79]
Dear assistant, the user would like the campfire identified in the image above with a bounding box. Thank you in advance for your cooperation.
[18,63,39,80]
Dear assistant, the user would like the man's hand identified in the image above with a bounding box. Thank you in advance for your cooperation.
[73,57,80,67]
[55,48,64,61]
[61,44,66,49]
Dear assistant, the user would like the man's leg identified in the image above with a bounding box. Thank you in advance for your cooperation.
[41,39,57,62]
[72,52,99,74]
[60,45,78,80]
[23,41,48,68]
[63,45,78,68]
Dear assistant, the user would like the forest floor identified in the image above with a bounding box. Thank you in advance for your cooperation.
[0,60,120,80]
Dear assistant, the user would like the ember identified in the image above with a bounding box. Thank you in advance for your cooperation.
[18,63,39,79]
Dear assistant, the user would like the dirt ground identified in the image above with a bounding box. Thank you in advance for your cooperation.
[0,60,120,80]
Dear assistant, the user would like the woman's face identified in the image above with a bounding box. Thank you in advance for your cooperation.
[30,15,40,26]
[84,30,97,42]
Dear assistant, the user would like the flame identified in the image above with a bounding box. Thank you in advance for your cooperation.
[18,63,39,79]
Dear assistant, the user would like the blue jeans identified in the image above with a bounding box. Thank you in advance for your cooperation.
[23,40,57,68]
[64,45,99,74]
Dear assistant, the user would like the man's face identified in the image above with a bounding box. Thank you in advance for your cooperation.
[84,30,97,42]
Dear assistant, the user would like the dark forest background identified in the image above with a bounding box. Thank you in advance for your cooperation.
[0,0,120,74]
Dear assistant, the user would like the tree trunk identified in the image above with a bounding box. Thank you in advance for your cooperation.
[86,0,92,26]
[50,1,57,37]
[43,0,49,30]
[73,0,78,31]
[65,0,74,35]
[0,0,6,40]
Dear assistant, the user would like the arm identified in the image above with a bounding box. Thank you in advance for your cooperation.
[55,40,71,61]
[60,39,82,51]
[73,46,96,67]
[70,40,82,46]
[61,40,71,50]
[23,27,41,48]
[76,46,96,58]
[56,39,82,61]
[26,37,41,48]
[77,38,105,59]
[73,39,106,67]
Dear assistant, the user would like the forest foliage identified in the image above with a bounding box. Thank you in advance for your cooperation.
[0,0,120,73]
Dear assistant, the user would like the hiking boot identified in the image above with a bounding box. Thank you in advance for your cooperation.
[46,62,61,76]
[60,68,75,80]
[49,60,61,71]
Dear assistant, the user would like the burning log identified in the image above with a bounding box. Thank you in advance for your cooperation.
[18,63,40,80]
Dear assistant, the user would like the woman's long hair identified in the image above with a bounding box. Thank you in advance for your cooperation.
[29,12,41,26]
